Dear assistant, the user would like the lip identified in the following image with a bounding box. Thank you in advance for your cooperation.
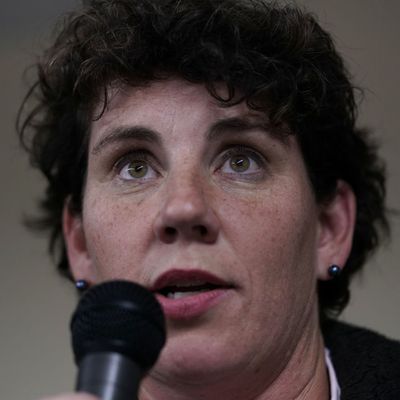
[151,269,233,320]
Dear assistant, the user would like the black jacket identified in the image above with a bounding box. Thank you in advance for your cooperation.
[323,320,400,399]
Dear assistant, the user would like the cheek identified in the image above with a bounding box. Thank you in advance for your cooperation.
[220,187,318,289]
[221,194,319,344]
[82,194,155,280]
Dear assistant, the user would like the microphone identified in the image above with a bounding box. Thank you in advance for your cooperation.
[70,280,166,400]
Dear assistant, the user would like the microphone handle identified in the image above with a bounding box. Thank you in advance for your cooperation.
[76,352,143,400]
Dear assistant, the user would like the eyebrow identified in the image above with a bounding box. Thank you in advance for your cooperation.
[91,126,162,155]
[91,116,287,156]
[207,117,286,143]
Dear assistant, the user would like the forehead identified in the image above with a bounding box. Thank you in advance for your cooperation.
[90,79,271,138]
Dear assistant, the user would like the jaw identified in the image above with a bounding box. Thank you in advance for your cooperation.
[141,295,323,400]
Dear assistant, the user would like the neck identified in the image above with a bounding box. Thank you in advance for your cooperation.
[140,317,329,400]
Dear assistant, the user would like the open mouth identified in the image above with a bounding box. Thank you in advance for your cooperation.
[157,282,223,299]
[151,269,233,300]
[151,269,233,319]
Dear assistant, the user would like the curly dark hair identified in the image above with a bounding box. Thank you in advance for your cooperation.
[17,0,388,320]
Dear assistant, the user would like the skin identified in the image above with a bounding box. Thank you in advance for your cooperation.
[61,78,356,400]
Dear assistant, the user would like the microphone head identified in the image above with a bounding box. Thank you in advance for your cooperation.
[71,280,166,371]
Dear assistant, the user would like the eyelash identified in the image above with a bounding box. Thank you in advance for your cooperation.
[217,145,266,179]
[112,145,267,182]
[114,150,159,181]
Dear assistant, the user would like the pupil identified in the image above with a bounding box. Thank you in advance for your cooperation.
[230,155,249,172]
[128,162,147,178]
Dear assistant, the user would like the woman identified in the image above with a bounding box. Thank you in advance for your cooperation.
[19,0,400,399]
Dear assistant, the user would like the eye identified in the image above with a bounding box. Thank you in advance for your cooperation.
[218,146,266,180]
[228,154,252,173]
[115,151,158,182]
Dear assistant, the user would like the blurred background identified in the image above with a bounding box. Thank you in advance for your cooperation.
[0,0,399,399]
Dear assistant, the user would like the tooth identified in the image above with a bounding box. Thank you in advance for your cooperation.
[167,289,209,299]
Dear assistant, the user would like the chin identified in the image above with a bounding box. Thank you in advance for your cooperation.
[152,333,242,382]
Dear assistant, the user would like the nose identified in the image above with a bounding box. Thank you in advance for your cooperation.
[153,176,220,244]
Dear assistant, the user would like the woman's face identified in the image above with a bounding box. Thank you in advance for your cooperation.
[65,79,334,389]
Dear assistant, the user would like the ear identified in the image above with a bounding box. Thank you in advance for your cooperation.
[316,180,356,280]
[62,199,96,283]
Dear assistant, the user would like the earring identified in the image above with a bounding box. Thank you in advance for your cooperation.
[75,279,89,291]
[328,265,342,279]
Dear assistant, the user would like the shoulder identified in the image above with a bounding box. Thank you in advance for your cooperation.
[322,319,400,400]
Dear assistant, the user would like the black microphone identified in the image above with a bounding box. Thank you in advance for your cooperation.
[70,280,166,400]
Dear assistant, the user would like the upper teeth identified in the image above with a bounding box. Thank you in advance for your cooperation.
[167,288,210,299]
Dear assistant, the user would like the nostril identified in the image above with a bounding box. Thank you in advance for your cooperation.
[165,226,177,236]
[194,225,208,236]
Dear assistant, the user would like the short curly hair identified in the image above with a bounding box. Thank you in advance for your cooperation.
[17,0,389,320]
